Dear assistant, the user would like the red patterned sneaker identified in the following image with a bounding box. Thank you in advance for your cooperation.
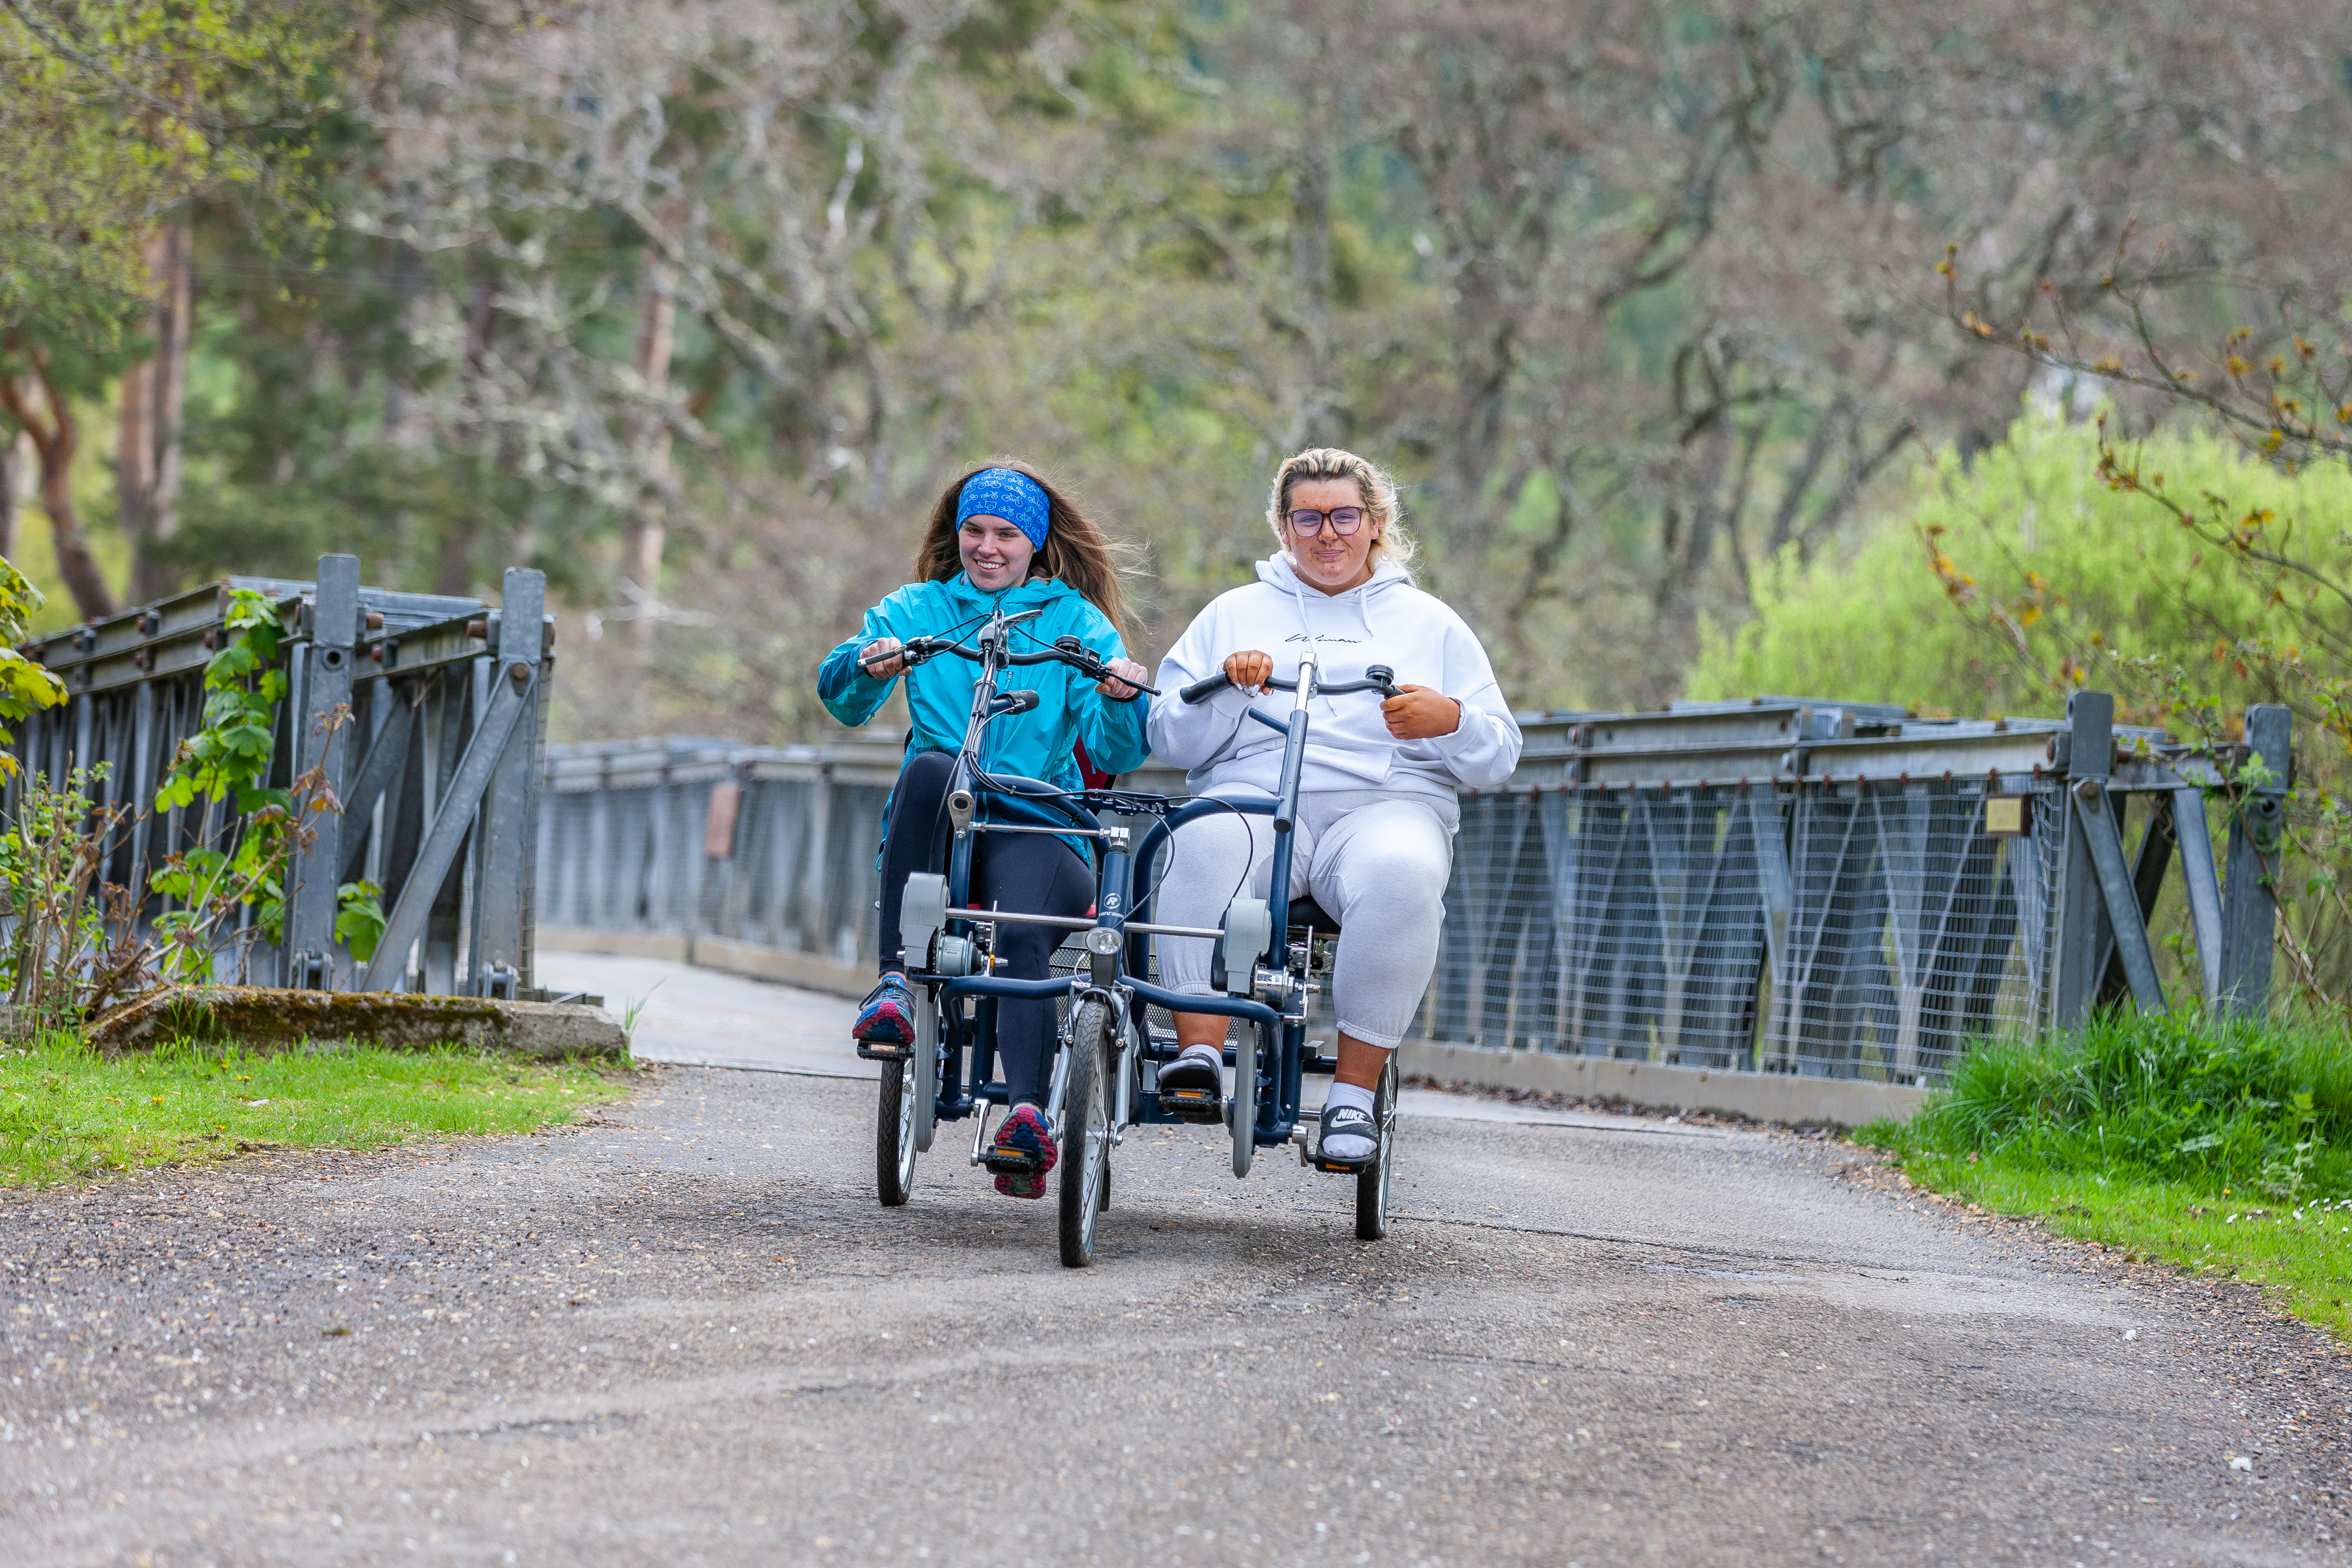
[986,1104,1058,1199]
[852,974,917,1061]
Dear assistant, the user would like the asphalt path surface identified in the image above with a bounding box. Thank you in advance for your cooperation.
[6,955,2351,1566]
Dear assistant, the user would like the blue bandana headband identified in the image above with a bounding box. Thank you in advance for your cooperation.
[955,467,1051,550]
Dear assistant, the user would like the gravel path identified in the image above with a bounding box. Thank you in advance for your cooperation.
[6,1015,2351,1564]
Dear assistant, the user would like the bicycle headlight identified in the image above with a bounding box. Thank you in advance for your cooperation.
[1083,925,1121,957]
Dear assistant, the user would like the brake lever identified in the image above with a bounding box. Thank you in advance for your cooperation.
[858,636,938,675]
[1053,634,1161,698]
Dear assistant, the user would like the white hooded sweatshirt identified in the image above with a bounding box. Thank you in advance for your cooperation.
[1147,553,1524,800]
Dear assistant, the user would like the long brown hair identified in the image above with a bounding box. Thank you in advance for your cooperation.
[915,460,1138,636]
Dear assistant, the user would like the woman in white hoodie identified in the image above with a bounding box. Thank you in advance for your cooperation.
[1146,447,1523,1165]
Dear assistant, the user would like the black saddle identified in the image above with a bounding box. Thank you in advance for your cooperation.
[1288,897,1342,938]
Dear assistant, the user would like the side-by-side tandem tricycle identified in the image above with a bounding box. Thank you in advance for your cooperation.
[863,603,1400,1267]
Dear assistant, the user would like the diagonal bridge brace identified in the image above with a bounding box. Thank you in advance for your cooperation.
[2069,777,2166,1012]
[355,655,539,992]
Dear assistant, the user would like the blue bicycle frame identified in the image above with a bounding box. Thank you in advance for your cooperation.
[892,606,1385,1154]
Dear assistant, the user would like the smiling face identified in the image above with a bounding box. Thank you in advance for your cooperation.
[958,513,1037,592]
[1285,476,1379,593]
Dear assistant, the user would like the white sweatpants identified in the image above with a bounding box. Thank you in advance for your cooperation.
[1153,787,1459,1049]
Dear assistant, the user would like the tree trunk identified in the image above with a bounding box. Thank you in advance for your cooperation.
[0,357,120,620]
[1285,97,1348,452]
[118,219,193,603]
[0,430,20,561]
[618,251,676,646]
[433,523,473,598]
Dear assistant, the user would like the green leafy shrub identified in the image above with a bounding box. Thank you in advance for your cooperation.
[1,765,149,1018]
[1865,1012,2352,1202]
[1688,411,2350,718]
[0,557,65,774]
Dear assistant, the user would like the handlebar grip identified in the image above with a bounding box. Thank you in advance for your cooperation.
[1365,664,1395,691]
[860,637,935,674]
[1180,671,1234,705]
[1001,689,1040,714]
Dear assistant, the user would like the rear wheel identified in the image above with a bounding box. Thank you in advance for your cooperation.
[877,1053,918,1207]
[1058,999,1114,1268]
[1354,1055,1397,1241]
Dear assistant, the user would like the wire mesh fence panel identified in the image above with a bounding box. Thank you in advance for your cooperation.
[1424,790,1553,1051]
[1765,777,2066,1081]
[1511,786,1772,1064]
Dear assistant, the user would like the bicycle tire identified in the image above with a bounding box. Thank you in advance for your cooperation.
[877,1054,918,1208]
[1355,1055,1396,1241]
[912,985,938,1154]
[1231,1025,1257,1179]
[1058,998,1113,1268]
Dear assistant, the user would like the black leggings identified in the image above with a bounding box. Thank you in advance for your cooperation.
[876,750,1094,1107]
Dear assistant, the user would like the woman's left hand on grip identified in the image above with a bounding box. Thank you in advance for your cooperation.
[1382,684,1461,740]
[1095,657,1147,700]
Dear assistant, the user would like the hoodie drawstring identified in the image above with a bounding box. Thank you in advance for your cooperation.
[1276,553,1384,716]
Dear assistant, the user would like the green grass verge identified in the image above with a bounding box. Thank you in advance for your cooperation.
[1860,1011,2352,1339]
[0,1032,636,1186]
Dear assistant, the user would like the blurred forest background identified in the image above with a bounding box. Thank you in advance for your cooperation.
[8,0,2352,754]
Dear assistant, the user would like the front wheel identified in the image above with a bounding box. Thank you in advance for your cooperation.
[911,984,938,1154]
[877,1052,918,1208]
[1230,1026,1257,1179]
[1355,1054,1397,1241]
[1058,998,1114,1268]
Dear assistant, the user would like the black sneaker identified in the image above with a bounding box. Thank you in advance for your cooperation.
[1156,1045,1223,1121]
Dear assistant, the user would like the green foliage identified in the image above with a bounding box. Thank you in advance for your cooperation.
[0,0,353,345]
[0,555,67,775]
[1688,411,2352,721]
[143,586,358,981]
[146,835,286,955]
[1862,1011,2352,1343]
[155,587,289,815]
[1871,1151,2352,1344]
[0,764,146,1017]
[334,879,385,961]
[0,1031,630,1186]
[1863,1011,2352,1202]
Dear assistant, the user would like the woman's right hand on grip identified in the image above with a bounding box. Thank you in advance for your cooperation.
[860,637,908,678]
[1222,649,1274,693]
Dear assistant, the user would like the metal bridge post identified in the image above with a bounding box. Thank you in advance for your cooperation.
[466,569,548,998]
[357,573,547,993]
[285,553,359,988]
[2050,690,2113,1031]
[2217,703,2291,1019]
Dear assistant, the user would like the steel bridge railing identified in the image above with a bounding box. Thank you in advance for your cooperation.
[7,554,557,997]
[536,734,902,967]
[536,688,2290,1084]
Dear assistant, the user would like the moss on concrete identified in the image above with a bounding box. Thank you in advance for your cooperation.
[85,987,628,1060]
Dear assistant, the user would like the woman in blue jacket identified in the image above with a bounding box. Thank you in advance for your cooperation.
[817,463,1148,1197]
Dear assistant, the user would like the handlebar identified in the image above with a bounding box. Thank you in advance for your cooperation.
[856,628,1160,698]
[1178,664,1399,705]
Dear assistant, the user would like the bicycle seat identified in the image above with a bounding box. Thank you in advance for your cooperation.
[1287,896,1342,938]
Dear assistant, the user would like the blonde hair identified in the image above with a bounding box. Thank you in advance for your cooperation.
[1264,447,1415,576]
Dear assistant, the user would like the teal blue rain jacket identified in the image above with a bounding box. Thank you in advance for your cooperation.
[817,574,1150,811]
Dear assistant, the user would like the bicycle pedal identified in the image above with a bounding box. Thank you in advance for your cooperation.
[982,1147,1042,1175]
[1160,1087,1223,1123]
